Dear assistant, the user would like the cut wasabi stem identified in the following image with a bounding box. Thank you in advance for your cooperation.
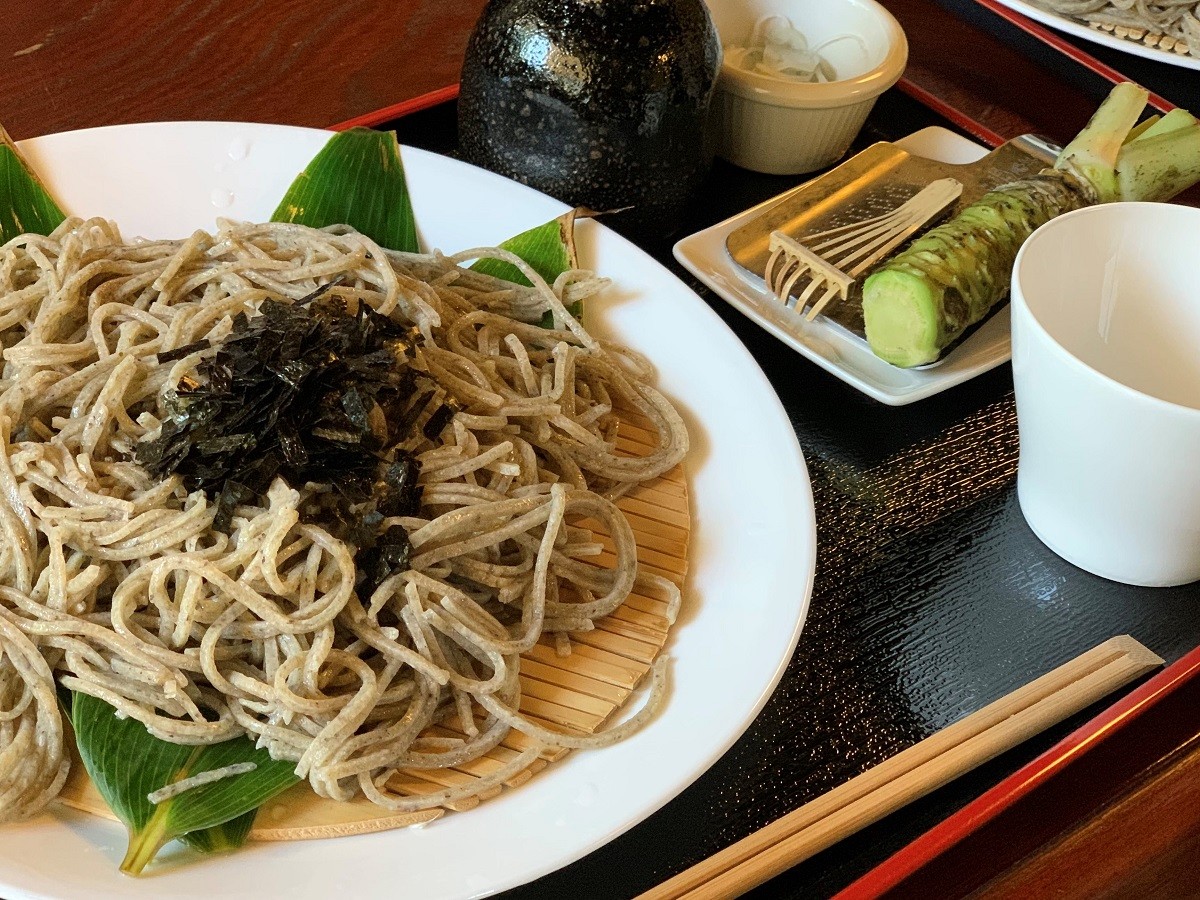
[1123,115,1160,143]
[1116,119,1200,202]
[1128,107,1194,141]
[1053,81,1147,203]
[862,83,1200,369]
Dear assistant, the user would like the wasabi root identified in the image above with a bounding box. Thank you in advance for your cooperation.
[863,83,1200,368]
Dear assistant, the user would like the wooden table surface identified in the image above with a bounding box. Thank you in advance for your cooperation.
[6,1,1200,897]
[4,0,488,140]
[6,0,1172,142]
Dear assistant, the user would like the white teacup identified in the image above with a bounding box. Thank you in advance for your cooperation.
[1011,201,1200,587]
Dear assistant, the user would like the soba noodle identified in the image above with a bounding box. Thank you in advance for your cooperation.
[0,216,687,823]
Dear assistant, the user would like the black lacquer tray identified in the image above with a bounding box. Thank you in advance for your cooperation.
[369,21,1200,896]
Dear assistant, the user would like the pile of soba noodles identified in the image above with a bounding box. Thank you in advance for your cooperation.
[0,216,687,824]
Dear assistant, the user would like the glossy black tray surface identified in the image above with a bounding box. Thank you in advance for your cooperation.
[386,71,1200,899]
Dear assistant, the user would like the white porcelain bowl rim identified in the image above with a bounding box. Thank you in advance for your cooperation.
[1012,202,1200,418]
[716,0,908,109]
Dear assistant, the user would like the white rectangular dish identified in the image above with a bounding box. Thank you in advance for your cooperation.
[673,127,1013,405]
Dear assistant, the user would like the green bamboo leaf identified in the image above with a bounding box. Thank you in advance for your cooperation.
[469,210,583,328]
[0,125,66,243]
[180,809,257,853]
[1,135,279,869]
[272,127,418,252]
[470,210,576,287]
[536,299,584,329]
[71,692,298,875]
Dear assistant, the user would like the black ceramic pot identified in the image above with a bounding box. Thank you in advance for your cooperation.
[458,0,721,237]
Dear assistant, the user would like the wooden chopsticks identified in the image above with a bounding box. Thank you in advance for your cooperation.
[639,635,1163,900]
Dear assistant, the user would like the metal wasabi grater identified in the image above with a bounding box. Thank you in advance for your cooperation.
[726,134,1062,337]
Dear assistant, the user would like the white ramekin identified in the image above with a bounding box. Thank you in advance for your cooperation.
[705,0,908,175]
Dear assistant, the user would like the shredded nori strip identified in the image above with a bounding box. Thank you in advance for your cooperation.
[135,287,452,594]
[155,338,213,363]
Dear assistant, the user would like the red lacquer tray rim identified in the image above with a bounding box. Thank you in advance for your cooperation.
[971,0,1174,113]
[328,84,462,131]
[834,640,1200,898]
[833,19,1187,893]
[323,25,1190,900]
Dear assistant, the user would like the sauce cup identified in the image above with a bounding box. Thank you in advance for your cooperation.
[705,0,907,174]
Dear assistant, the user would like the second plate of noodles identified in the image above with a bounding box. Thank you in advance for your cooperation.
[990,0,1200,70]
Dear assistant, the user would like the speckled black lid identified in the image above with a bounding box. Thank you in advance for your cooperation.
[458,0,721,237]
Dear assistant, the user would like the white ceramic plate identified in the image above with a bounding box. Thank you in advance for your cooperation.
[989,0,1200,71]
[0,123,816,899]
[674,127,1014,405]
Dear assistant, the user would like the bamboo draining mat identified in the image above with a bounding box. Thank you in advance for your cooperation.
[1090,22,1195,57]
[58,410,690,839]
